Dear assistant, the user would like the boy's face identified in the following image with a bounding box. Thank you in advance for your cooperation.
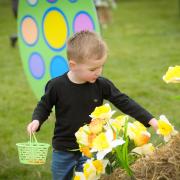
[70,56,107,83]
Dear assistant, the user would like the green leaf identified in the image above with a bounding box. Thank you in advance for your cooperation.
[114,119,133,176]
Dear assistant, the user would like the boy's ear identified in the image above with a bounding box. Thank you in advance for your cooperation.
[69,60,77,69]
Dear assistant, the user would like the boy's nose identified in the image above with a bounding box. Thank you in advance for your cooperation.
[95,70,101,77]
[95,69,102,76]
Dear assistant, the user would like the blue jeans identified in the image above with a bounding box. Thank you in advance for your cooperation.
[51,149,88,180]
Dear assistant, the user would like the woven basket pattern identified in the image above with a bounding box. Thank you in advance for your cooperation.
[16,134,50,165]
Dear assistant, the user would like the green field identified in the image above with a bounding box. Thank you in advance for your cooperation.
[0,0,179,179]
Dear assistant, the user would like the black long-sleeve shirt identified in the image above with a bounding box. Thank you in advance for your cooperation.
[32,72,154,151]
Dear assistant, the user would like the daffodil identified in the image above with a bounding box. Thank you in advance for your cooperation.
[89,118,104,134]
[132,143,155,156]
[92,159,108,175]
[91,129,125,160]
[90,103,115,120]
[109,115,128,132]
[80,146,92,158]
[157,115,178,142]
[83,159,108,179]
[75,125,90,146]
[133,131,151,146]
[127,121,147,139]
[133,121,147,131]
[127,121,150,146]
[163,65,180,83]
[83,160,98,180]
[74,172,86,180]
[88,133,97,148]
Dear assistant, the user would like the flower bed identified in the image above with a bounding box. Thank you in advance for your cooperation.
[100,133,180,180]
[73,103,178,180]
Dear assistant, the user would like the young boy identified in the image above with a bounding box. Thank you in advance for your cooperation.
[27,30,158,180]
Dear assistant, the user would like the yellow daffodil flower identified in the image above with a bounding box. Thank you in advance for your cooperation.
[157,115,178,142]
[89,118,104,134]
[83,159,108,180]
[90,103,115,120]
[74,172,86,180]
[127,121,150,146]
[133,121,147,132]
[79,146,92,158]
[132,143,155,156]
[91,129,125,160]
[88,133,97,148]
[127,121,147,139]
[109,115,128,132]
[92,159,108,175]
[83,160,98,180]
[75,125,90,146]
[92,132,109,151]
[134,131,151,146]
[163,65,180,83]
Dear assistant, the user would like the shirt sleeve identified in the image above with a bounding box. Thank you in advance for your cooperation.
[100,77,154,127]
[32,79,57,129]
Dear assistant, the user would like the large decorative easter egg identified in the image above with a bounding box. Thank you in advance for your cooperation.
[18,0,100,99]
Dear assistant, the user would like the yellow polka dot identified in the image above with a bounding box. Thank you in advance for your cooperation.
[43,9,68,49]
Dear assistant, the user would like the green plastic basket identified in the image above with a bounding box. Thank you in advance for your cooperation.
[16,133,50,165]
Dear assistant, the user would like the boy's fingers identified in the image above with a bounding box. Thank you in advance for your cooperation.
[32,124,37,132]
[27,120,39,134]
[27,123,34,133]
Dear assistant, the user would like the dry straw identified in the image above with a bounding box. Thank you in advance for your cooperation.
[101,133,180,180]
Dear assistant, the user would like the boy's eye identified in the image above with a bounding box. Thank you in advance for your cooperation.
[89,68,97,71]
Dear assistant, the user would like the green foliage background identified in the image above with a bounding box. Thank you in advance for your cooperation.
[0,0,179,179]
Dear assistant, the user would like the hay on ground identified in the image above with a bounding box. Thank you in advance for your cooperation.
[100,133,180,180]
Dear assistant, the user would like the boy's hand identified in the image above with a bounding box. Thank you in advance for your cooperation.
[27,120,40,134]
[148,118,158,131]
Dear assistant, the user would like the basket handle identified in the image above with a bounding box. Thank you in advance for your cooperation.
[30,132,38,144]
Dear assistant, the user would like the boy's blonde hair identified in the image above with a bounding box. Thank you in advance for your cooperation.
[67,30,108,63]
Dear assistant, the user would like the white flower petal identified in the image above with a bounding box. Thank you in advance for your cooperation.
[111,139,125,148]
[106,129,113,141]
[96,149,111,160]
[159,115,170,123]
[90,148,97,153]
[132,147,143,155]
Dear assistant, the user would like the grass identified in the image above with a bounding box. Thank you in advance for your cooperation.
[0,0,179,179]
